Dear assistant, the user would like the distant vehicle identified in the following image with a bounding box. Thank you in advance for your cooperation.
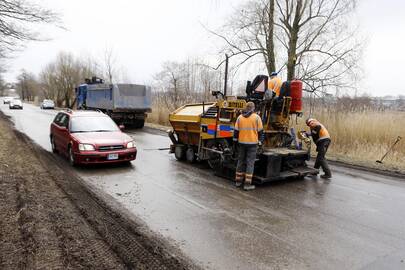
[41,99,55,109]
[3,97,13,104]
[50,110,137,166]
[9,99,23,110]
[75,77,152,128]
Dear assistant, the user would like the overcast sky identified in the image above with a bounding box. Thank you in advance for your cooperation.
[3,0,405,97]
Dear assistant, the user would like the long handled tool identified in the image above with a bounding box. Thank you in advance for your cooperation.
[376,136,402,164]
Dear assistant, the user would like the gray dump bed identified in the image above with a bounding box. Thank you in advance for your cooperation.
[86,83,152,111]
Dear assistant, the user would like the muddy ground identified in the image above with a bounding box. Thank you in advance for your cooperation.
[0,112,197,270]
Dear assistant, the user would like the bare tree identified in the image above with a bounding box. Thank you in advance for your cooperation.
[16,69,38,101]
[103,46,117,84]
[0,0,59,57]
[39,52,97,107]
[212,0,362,93]
[152,58,227,113]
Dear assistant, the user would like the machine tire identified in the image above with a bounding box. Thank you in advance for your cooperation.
[186,147,196,163]
[174,145,186,161]
[206,139,229,170]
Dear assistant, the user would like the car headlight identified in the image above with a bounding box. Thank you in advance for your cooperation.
[126,141,136,149]
[78,143,95,151]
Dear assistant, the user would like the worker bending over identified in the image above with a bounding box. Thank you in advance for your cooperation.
[267,71,282,97]
[306,118,332,179]
[233,102,264,190]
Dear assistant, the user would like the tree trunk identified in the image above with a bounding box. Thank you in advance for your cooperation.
[266,0,276,74]
[286,0,302,80]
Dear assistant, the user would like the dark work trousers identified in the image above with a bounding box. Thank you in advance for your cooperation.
[236,144,258,184]
[314,139,332,176]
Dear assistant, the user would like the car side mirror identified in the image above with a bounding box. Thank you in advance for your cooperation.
[119,124,125,130]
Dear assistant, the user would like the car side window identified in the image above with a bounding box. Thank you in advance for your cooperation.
[53,113,63,125]
[60,115,70,129]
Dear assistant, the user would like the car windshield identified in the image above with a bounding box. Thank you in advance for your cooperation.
[70,116,119,133]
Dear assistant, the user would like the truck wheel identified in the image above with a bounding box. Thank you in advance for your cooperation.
[136,119,145,128]
[174,145,186,161]
[186,147,196,163]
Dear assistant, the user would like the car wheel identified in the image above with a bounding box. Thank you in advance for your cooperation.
[50,136,58,153]
[68,146,76,166]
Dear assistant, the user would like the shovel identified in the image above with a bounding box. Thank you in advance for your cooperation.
[376,136,402,164]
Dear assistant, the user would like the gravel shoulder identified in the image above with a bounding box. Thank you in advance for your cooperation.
[0,112,198,270]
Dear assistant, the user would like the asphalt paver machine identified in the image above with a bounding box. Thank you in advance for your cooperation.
[168,74,318,183]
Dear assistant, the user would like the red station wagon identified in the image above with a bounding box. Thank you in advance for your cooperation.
[50,110,137,165]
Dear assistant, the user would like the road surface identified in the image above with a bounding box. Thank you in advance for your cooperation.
[2,101,405,270]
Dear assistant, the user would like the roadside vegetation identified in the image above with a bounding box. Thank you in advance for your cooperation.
[294,108,405,173]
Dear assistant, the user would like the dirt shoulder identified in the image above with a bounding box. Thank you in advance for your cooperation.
[0,113,198,270]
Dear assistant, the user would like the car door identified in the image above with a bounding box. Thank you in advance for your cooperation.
[58,114,71,154]
[51,113,64,149]
[52,113,69,152]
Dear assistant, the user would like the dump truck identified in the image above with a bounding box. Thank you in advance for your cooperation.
[75,77,151,128]
[168,74,318,183]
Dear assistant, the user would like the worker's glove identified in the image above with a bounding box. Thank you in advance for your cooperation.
[233,137,238,142]
[258,141,262,146]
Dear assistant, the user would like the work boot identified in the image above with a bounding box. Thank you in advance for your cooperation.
[235,182,243,188]
[320,174,332,179]
[243,184,256,191]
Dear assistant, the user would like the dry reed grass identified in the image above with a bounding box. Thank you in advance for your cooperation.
[291,109,405,172]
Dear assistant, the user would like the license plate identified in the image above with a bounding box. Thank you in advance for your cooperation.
[107,153,119,160]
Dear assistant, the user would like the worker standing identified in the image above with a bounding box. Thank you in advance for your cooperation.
[306,118,332,179]
[267,71,282,97]
[233,102,264,190]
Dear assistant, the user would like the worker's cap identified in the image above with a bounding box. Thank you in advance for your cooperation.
[245,101,255,112]
[270,72,278,77]
[306,118,316,125]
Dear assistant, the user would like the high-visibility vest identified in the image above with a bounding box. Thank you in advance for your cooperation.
[235,113,263,144]
[268,77,282,96]
[309,121,330,142]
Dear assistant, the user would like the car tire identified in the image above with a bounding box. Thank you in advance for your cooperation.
[51,136,58,153]
[68,145,77,166]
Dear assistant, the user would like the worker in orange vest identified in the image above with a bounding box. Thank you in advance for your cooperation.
[306,118,332,179]
[267,72,282,97]
[233,102,264,190]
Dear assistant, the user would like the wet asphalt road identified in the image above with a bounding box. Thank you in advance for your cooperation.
[2,101,405,270]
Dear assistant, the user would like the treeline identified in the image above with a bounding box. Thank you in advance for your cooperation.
[304,94,405,113]
[152,58,236,111]
[15,52,96,107]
